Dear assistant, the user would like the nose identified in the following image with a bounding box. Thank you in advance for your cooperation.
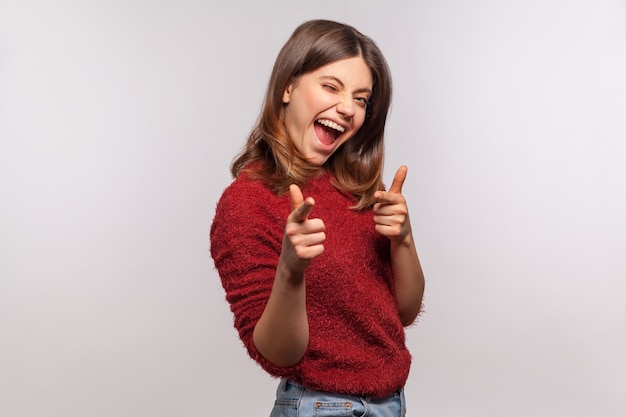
[336,94,355,119]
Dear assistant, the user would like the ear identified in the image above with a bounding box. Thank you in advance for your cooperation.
[282,83,293,104]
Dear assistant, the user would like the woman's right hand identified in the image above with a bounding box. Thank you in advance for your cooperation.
[253,183,321,367]
[279,184,326,276]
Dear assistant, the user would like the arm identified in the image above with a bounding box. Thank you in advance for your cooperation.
[374,166,425,326]
[252,185,326,367]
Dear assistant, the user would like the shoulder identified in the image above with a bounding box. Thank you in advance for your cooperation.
[212,173,289,232]
[210,173,286,272]
[217,173,275,211]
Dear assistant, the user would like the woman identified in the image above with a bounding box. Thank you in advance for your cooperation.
[210,19,425,417]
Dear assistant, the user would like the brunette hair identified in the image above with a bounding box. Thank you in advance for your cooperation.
[231,19,392,209]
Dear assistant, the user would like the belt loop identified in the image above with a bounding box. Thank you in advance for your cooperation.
[358,396,371,415]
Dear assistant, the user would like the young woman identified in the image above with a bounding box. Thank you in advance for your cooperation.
[210,19,425,417]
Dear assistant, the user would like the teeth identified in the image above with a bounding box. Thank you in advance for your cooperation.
[317,119,345,133]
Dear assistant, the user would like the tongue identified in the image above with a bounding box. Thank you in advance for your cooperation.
[314,123,338,146]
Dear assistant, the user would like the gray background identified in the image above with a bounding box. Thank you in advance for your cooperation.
[1,1,625,416]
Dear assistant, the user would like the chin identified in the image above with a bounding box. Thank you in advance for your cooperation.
[307,158,327,167]
[305,152,334,166]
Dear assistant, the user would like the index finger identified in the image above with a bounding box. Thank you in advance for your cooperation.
[388,165,408,194]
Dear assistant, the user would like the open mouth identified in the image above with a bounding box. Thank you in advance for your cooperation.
[314,118,345,146]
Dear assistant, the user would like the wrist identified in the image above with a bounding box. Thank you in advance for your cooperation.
[276,260,306,287]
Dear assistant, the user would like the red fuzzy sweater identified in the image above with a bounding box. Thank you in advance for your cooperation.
[210,170,411,398]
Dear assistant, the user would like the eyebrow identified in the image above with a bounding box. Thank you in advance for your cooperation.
[319,75,372,95]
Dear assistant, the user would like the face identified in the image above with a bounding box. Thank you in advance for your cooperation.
[282,56,373,166]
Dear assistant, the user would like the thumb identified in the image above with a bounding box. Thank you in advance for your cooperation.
[388,165,408,194]
[289,184,314,222]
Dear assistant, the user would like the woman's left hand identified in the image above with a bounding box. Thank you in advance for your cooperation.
[374,165,424,326]
[373,165,411,244]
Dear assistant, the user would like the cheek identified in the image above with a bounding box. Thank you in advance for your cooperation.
[353,112,367,131]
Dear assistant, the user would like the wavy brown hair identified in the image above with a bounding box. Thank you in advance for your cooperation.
[231,19,392,209]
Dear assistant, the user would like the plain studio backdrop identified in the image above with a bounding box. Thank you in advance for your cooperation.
[1,1,625,416]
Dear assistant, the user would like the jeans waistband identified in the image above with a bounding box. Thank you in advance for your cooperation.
[281,379,403,401]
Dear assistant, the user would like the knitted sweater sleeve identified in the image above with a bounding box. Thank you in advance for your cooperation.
[209,177,300,378]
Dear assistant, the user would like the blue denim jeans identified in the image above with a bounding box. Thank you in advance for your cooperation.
[269,380,406,417]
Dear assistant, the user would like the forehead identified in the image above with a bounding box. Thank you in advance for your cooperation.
[308,56,373,89]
